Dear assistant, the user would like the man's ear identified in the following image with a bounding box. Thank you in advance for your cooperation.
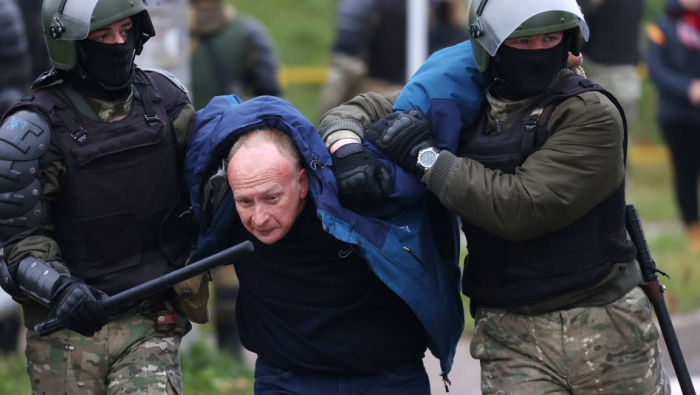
[298,168,309,199]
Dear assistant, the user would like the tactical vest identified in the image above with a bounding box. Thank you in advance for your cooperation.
[368,0,407,84]
[191,15,248,109]
[459,75,637,306]
[11,69,191,295]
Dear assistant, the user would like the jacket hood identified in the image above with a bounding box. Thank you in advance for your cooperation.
[185,95,334,228]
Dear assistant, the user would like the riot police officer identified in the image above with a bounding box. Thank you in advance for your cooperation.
[320,0,672,392]
[0,0,199,392]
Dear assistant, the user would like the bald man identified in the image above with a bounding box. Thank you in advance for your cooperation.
[224,128,431,395]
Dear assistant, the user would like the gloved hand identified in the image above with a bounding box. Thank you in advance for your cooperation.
[51,276,109,337]
[331,143,393,211]
[364,110,436,173]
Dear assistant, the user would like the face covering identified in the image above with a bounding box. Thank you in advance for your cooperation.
[491,37,569,99]
[77,33,136,90]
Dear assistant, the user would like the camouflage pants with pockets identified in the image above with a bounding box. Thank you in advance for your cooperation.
[470,286,671,394]
[25,309,188,395]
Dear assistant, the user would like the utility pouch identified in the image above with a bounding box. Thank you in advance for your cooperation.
[172,272,211,324]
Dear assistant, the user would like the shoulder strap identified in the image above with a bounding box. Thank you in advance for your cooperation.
[528,74,629,166]
[132,73,161,126]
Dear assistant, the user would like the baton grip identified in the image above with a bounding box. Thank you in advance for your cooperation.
[33,317,65,337]
[32,240,254,338]
[625,204,657,282]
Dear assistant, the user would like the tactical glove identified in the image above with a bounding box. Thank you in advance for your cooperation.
[364,110,436,173]
[51,276,109,337]
[331,143,393,211]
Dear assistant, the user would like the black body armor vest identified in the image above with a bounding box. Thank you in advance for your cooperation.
[459,75,637,306]
[368,0,407,84]
[12,69,191,295]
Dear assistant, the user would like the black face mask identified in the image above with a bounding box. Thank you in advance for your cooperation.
[491,37,569,100]
[77,33,136,91]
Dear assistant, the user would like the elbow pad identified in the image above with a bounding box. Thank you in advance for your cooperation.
[0,110,51,245]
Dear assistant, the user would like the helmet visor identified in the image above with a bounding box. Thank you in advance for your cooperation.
[53,0,162,41]
[472,0,589,56]
[52,0,99,40]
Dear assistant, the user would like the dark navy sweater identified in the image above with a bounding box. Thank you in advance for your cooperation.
[233,201,428,374]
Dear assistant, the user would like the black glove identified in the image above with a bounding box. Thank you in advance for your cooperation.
[364,110,436,173]
[331,143,393,211]
[52,277,109,337]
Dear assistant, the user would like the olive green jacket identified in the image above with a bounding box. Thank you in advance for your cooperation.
[318,70,640,313]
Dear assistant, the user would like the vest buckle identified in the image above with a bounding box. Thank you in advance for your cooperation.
[524,120,537,131]
[70,127,87,144]
[523,108,544,132]
[144,114,160,124]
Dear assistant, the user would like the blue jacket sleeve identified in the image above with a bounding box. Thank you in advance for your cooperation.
[381,41,486,203]
[393,40,486,153]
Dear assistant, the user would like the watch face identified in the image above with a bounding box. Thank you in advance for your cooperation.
[419,150,438,168]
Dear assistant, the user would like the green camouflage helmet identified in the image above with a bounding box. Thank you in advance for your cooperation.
[468,0,590,72]
[42,0,156,70]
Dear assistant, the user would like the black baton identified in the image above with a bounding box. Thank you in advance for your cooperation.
[34,240,254,337]
[626,204,695,395]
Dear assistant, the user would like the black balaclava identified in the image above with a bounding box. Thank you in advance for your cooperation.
[490,30,572,100]
[70,19,139,101]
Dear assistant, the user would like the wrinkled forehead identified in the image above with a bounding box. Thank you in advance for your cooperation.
[229,148,296,185]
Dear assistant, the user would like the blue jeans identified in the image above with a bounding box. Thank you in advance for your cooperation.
[253,357,431,395]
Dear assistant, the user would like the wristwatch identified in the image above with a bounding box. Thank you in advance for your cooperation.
[415,147,440,178]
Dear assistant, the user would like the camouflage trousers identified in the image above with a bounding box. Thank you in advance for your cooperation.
[470,286,671,394]
[25,309,188,395]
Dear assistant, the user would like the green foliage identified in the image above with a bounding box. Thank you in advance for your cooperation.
[231,0,339,65]
[627,162,678,221]
[181,341,254,395]
[645,0,666,23]
[231,0,339,122]
[284,84,326,125]
[0,352,30,394]
[647,234,700,313]
[631,79,662,145]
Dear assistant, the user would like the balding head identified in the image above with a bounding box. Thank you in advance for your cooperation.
[227,129,308,244]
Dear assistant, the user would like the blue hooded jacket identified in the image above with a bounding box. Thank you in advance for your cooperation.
[183,95,464,376]
[394,40,487,153]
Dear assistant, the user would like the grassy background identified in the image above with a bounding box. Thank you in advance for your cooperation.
[2,1,697,394]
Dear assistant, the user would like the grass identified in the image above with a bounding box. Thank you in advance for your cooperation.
[182,341,254,395]
[233,0,339,123]
[0,352,30,394]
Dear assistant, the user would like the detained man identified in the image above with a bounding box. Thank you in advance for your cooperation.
[183,95,465,394]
